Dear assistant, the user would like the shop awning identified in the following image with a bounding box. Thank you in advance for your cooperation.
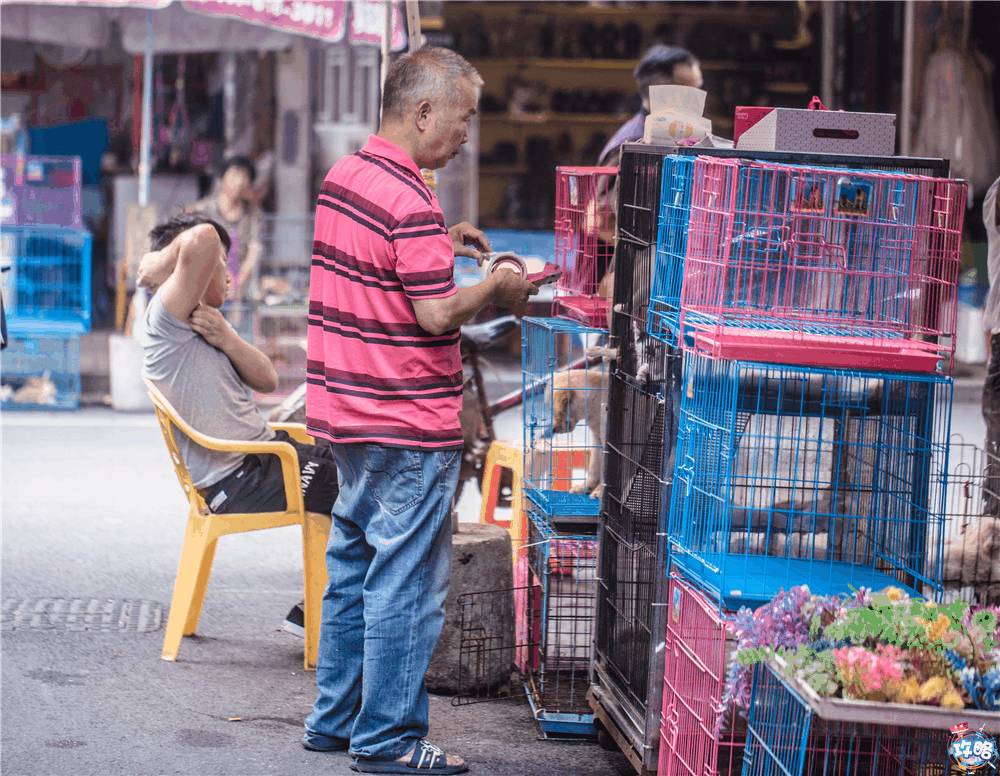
[0,0,405,52]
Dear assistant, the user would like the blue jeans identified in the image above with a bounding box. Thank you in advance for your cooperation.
[304,444,461,761]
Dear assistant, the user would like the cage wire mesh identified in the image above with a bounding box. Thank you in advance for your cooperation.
[522,316,608,520]
[602,363,679,546]
[659,574,745,776]
[934,436,1000,607]
[0,226,92,331]
[742,662,953,776]
[0,154,83,228]
[524,509,598,717]
[611,146,670,382]
[553,166,618,327]
[648,155,697,347]
[453,583,539,705]
[253,215,315,397]
[679,158,966,373]
[668,351,953,611]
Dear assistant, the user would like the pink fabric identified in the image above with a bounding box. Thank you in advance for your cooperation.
[306,135,462,449]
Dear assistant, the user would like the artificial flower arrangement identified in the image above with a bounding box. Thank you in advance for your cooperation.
[720,586,1000,726]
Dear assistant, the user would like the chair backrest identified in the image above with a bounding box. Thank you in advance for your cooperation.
[145,378,208,514]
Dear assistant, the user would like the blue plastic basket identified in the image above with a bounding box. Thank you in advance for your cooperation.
[1,322,81,410]
[668,352,952,610]
[647,155,696,346]
[1,225,92,331]
[522,316,607,520]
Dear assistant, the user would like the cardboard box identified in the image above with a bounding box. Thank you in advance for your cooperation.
[735,105,896,155]
[643,85,712,146]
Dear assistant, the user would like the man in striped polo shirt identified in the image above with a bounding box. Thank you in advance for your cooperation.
[303,48,538,775]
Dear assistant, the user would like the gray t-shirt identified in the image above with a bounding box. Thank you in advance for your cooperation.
[140,292,273,489]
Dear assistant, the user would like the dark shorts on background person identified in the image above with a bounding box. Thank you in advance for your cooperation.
[200,430,339,515]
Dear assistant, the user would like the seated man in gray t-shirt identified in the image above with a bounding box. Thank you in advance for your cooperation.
[138,213,338,635]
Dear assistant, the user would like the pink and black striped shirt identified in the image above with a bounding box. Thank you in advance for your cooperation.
[305,135,463,450]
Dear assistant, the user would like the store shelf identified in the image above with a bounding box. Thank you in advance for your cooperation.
[763,82,813,95]
[483,112,631,125]
[470,58,762,72]
[448,2,778,24]
[480,165,530,176]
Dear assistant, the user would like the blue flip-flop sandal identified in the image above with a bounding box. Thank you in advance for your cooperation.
[351,740,468,775]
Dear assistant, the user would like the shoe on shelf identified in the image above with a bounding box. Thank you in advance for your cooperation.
[282,602,305,638]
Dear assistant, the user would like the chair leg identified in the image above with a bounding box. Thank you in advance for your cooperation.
[183,538,217,636]
[162,517,214,662]
[302,513,331,671]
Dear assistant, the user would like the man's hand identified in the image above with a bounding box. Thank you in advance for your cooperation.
[492,269,539,315]
[190,303,234,349]
[448,222,492,265]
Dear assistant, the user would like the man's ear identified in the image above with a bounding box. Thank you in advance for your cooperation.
[415,100,433,131]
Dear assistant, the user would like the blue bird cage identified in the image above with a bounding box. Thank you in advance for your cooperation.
[1,225,92,331]
[521,316,608,521]
[668,352,952,610]
[1,322,81,410]
[648,155,696,346]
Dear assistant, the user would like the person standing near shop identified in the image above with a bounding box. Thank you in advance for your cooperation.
[981,174,1000,511]
[188,156,263,304]
[596,44,703,167]
[302,47,538,775]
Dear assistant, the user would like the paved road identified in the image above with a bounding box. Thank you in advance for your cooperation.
[1,410,630,776]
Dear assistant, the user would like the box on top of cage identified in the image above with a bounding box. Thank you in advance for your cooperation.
[521,317,609,519]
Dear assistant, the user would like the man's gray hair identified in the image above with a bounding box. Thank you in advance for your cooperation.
[381,47,483,120]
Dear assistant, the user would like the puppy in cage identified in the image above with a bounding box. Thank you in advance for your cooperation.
[551,368,609,499]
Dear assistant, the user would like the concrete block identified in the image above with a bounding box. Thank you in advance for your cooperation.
[426,523,514,695]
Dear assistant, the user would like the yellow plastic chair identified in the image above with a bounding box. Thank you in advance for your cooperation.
[145,379,330,670]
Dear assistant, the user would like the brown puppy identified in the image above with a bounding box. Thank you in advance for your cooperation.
[550,368,608,499]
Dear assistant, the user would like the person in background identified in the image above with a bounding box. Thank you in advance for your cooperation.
[188,156,264,304]
[981,175,1000,511]
[596,44,703,168]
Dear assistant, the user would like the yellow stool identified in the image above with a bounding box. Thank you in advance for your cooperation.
[479,441,527,559]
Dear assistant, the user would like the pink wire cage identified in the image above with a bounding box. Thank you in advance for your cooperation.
[552,166,618,327]
[679,157,966,373]
[659,574,743,776]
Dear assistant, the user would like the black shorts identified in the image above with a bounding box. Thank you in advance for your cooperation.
[199,431,339,516]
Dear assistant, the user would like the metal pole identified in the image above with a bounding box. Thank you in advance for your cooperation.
[223,51,237,152]
[901,0,916,155]
[821,2,835,106]
[380,1,392,87]
[138,9,154,207]
[405,0,423,52]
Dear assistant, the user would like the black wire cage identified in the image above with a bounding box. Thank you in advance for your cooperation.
[591,367,679,772]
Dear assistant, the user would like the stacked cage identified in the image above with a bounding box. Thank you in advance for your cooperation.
[1,169,91,410]
[518,315,608,735]
[520,509,599,735]
[741,659,998,775]
[588,145,682,775]
[552,166,617,327]
[656,154,967,775]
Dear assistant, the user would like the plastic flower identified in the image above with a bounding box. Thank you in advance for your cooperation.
[833,645,904,700]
